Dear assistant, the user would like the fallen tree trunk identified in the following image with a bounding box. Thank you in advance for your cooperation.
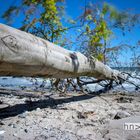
[0,23,126,81]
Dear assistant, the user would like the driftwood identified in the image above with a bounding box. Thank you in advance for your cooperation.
[0,23,126,82]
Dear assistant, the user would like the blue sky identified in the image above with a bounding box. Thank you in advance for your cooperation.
[65,0,140,66]
[0,0,140,66]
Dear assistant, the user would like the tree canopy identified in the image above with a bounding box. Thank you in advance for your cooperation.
[2,0,140,66]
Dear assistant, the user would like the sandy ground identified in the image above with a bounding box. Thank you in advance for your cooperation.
[0,89,140,140]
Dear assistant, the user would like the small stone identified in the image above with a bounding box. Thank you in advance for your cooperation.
[13,133,18,137]
[36,108,41,111]
[13,124,16,128]
[0,130,5,135]
[0,121,4,125]
[0,103,9,110]
[24,129,28,133]
[18,114,26,118]
[34,135,48,140]
[77,112,87,119]
[116,97,133,103]
[114,111,131,119]
[16,120,20,124]
[8,123,16,128]
[18,111,28,118]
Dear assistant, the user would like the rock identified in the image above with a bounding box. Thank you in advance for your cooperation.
[36,108,41,111]
[18,111,29,118]
[0,100,3,104]
[8,123,16,128]
[77,111,95,119]
[12,124,16,128]
[0,130,5,135]
[18,114,26,118]
[0,121,4,125]
[114,111,131,119]
[2,77,7,80]
[77,112,87,119]
[13,133,18,137]
[34,135,48,140]
[116,96,133,103]
[102,116,140,140]
[0,103,9,110]
[0,131,5,140]
[24,129,28,133]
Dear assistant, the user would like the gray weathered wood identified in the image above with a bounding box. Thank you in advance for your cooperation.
[0,23,126,81]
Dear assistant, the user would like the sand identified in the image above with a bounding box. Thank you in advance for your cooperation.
[0,90,140,140]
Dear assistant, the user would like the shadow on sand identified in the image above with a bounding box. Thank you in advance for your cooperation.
[0,89,108,119]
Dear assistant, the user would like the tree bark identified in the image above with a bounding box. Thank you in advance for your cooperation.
[0,23,126,81]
